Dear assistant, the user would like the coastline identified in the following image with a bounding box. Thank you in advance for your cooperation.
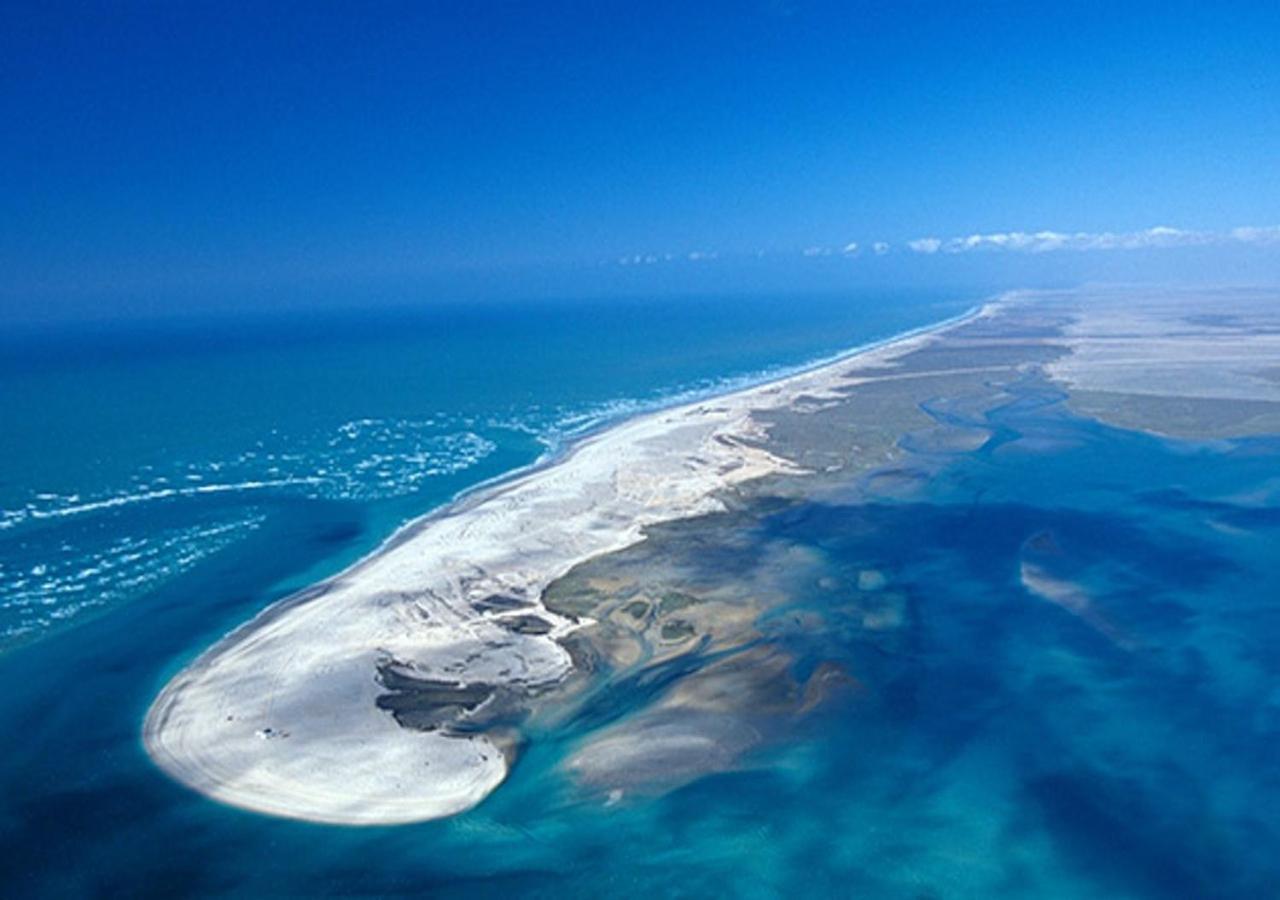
[142,299,997,825]
[351,299,998,561]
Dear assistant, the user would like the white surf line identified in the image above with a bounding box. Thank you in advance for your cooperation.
[143,299,998,826]
[0,478,325,531]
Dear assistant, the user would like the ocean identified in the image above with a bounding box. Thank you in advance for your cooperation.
[4,290,1278,897]
[0,292,970,652]
[1,290,975,896]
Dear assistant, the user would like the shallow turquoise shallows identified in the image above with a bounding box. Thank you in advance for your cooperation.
[4,290,1279,898]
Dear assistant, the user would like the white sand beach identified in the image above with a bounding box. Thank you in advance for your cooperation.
[143,304,991,825]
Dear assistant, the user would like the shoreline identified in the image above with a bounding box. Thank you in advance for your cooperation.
[142,297,999,825]
[161,299,995,652]
[377,301,994,547]
[356,300,997,552]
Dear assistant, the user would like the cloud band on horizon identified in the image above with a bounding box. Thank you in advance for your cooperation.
[905,224,1280,255]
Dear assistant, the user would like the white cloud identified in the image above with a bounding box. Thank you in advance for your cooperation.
[905,224,1280,256]
[1230,225,1280,245]
[614,224,1280,269]
[908,237,942,254]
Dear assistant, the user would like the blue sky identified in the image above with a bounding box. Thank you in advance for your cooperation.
[2,1,1278,322]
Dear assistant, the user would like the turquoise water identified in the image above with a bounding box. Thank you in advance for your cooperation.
[2,291,979,896]
[3,294,1278,896]
[0,293,965,651]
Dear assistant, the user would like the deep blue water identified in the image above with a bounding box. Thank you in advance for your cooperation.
[3,292,1278,897]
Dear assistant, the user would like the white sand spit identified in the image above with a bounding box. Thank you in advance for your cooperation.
[143,306,987,825]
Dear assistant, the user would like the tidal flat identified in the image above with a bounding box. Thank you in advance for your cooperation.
[136,286,1280,895]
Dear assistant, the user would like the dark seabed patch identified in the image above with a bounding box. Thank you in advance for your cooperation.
[483,390,1280,896]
